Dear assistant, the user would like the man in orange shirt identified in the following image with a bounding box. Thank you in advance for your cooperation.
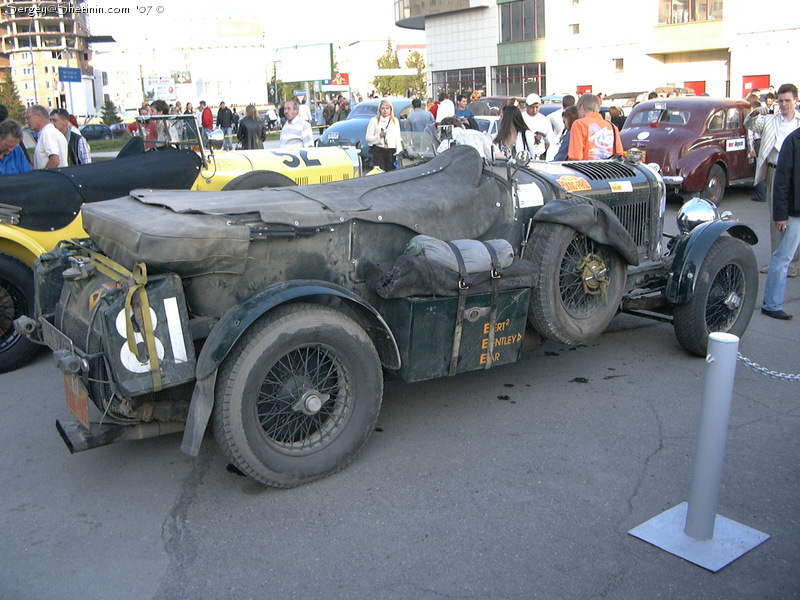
[568,93,623,160]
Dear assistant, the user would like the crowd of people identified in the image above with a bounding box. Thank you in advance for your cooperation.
[0,103,94,174]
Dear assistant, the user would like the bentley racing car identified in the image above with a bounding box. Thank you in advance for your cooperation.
[17,146,759,487]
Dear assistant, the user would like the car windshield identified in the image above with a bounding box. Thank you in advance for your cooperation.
[630,108,690,126]
[349,104,380,118]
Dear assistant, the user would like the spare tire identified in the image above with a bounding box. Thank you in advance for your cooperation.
[221,170,296,190]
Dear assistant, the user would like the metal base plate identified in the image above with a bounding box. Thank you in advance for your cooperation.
[628,502,770,572]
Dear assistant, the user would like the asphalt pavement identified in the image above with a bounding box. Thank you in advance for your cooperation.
[0,185,797,600]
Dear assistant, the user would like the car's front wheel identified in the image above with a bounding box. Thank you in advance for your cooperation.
[525,223,626,345]
[673,236,758,356]
[213,304,383,487]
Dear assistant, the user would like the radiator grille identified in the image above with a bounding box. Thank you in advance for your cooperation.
[564,161,638,180]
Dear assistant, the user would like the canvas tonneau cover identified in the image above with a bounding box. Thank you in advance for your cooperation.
[82,146,506,278]
[0,145,202,231]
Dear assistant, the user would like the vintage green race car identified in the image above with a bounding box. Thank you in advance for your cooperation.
[18,146,758,487]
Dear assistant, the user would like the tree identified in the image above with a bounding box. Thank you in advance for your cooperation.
[372,42,427,98]
[405,51,427,99]
[372,40,404,97]
[100,99,122,125]
[0,68,26,122]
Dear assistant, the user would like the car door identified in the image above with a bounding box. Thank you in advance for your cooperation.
[723,106,752,181]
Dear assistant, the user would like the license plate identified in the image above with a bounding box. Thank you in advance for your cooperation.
[328,132,339,140]
[64,374,90,429]
[624,149,646,162]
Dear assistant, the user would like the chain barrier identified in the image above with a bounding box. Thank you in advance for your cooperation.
[737,353,800,382]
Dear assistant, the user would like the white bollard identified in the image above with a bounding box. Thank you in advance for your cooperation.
[683,332,739,540]
[628,331,770,571]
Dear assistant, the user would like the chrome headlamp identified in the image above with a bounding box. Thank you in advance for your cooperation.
[676,197,719,234]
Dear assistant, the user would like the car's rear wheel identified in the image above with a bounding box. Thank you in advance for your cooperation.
[0,253,39,373]
[221,170,296,190]
[213,304,383,487]
[102,134,112,140]
[702,164,726,205]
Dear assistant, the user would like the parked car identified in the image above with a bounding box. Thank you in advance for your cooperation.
[79,124,113,140]
[620,98,755,204]
[483,96,527,115]
[136,115,362,190]
[109,123,127,138]
[18,147,758,488]
[316,98,413,168]
[0,115,363,374]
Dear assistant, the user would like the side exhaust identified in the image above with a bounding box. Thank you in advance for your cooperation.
[56,419,185,453]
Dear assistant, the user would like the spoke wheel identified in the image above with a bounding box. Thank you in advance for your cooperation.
[525,223,626,345]
[673,236,757,356]
[0,253,39,373]
[213,304,383,487]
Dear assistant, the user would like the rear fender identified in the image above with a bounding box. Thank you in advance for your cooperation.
[181,280,400,456]
[666,220,758,304]
[0,225,48,267]
[678,148,725,192]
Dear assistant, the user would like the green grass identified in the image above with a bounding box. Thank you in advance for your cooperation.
[87,137,129,152]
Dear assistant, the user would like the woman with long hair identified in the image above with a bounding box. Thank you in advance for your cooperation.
[553,105,579,161]
[365,99,403,171]
[493,104,535,159]
[237,104,266,150]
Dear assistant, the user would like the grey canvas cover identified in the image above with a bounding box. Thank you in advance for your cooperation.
[82,146,505,277]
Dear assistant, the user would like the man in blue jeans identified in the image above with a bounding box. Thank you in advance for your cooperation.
[761,126,800,320]
[216,101,234,151]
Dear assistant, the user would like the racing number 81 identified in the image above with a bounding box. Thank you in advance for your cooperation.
[114,297,189,373]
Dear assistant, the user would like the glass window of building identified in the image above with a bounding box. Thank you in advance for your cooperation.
[659,0,723,24]
[500,0,545,42]
[432,67,487,100]
[492,63,546,97]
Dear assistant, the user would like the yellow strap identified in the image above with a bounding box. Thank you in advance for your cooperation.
[123,263,163,391]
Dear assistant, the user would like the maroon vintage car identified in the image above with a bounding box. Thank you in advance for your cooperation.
[620,98,755,204]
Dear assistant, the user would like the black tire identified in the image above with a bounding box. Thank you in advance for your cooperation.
[213,304,383,487]
[673,236,758,357]
[221,170,296,191]
[701,164,726,205]
[525,223,626,345]
[102,134,112,140]
[0,253,39,373]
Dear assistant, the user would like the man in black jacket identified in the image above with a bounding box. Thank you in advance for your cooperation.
[216,102,234,151]
[761,126,800,320]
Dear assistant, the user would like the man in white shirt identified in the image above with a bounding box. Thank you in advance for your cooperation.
[521,93,555,159]
[745,83,800,275]
[25,104,68,169]
[435,92,455,124]
[280,100,314,149]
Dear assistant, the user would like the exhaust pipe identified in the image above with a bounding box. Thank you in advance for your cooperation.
[56,419,185,453]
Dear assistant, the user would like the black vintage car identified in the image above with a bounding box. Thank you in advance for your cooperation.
[17,146,758,487]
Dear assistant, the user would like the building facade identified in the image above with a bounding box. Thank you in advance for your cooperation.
[395,0,800,102]
[0,0,100,115]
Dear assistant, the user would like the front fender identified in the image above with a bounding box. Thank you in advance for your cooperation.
[666,220,758,304]
[533,196,640,266]
[181,280,400,456]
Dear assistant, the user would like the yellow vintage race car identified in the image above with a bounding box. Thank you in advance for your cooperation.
[0,117,362,373]
[138,114,362,190]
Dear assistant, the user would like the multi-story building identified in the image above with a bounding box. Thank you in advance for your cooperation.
[395,0,799,102]
[0,0,101,115]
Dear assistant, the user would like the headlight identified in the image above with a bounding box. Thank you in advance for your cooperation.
[676,197,719,234]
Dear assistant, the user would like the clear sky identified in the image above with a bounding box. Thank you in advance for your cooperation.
[88,0,425,52]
